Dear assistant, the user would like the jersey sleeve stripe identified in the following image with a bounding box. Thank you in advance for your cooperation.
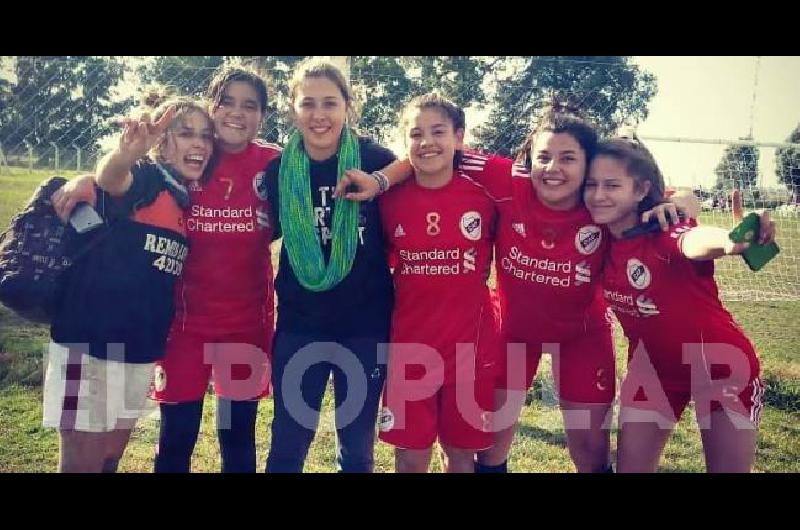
[457,171,512,203]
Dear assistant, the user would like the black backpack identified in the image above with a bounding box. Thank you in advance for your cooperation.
[0,176,108,324]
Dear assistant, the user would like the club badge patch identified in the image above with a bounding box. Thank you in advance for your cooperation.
[576,225,602,255]
[460,211,482,241]
[627,258,651,290]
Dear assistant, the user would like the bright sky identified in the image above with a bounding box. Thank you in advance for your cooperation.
[633,56,800,189]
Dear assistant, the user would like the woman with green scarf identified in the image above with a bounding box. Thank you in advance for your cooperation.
[262,58,397,473]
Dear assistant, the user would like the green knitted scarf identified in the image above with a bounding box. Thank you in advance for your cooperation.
[278,128,361,292]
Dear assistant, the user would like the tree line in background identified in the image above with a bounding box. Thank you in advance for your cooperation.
[0,56,798,197]
[712,124,800,202]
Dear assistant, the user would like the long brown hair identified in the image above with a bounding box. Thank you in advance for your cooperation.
[399,92,466,168]
[516,96,598,171]
[288,58,360,126]
[206,65,269,115]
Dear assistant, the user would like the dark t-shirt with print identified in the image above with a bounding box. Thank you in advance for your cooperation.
[264,136,396,338]
[51,160,189,363]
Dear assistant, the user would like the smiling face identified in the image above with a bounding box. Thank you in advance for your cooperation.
[292,76,348,161]
[529,131,588,211]
[584,155,650,235]
[211,80,264,154]
[404,107,464,184]
[159,109,214,182]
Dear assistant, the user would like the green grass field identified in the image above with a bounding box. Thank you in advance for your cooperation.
[1,168,798,472]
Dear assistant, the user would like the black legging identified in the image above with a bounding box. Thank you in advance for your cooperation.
[154,398,259,473]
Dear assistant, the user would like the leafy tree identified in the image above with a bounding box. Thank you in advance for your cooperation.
[776,123,800,202]
[0,56,133,151]
[714,140,759,190]
[472,56,657,157]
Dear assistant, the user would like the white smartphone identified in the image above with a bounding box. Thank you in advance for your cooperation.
[69,203,104,233]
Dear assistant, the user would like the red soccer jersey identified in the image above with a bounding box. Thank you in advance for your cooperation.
[175,140,281,333]
[459,150,609,344]
[380,171,499,385]
[602,220,758,391]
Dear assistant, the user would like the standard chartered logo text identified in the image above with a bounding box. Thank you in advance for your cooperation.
[501,246,573,287]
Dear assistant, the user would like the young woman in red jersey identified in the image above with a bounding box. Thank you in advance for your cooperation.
[377,93,499,473]
[584,134,774,472]
[149,66,283,473]
[463,107,618,474]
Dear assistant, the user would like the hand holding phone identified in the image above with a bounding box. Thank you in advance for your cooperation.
[728,211,779,271]
[69,203,104,234]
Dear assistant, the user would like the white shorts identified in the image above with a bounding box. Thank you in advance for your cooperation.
[42,343,155,433]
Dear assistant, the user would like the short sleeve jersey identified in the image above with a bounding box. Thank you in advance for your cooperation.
[51,160,189,363]
[175,140,281,333]
[602,220,758,388]
[459,150,609,343]
[380,171,499,384]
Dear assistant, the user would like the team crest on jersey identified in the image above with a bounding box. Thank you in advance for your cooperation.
[576,225,602,255]
[394,224,406,238]
[154,365,167,393]
[460,211,482,241]
[378,407,395,432]
[253,171,268,200]
[512,222,526,237]
[626,258,652,290]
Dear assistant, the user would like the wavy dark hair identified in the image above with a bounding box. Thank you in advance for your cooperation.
[206,65,269,114]
[515,95,599,171]
[399,92,466,168]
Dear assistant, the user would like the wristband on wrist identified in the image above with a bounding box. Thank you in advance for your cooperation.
[371,170,390,195]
